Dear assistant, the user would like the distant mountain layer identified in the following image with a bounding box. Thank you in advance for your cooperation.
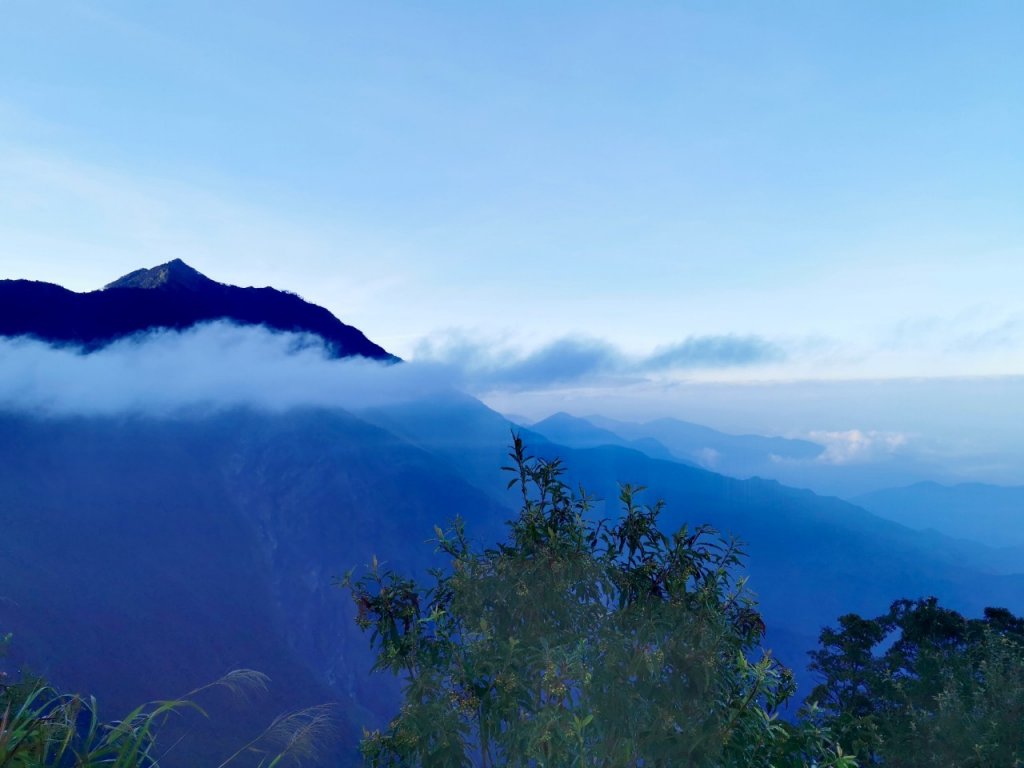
[0,259,396,361]
[586,413,824,464]
[533,412,826,482]
[528,412,685,463]
[577,413,955,498]
[852,481,1024,548]
[362,397,1024,617]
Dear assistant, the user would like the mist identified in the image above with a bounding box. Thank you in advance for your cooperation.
[0,322,454,415]
[3,322,1020,488]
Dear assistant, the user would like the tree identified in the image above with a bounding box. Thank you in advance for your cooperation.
[807,597,1024,767]
[345,437,853,767]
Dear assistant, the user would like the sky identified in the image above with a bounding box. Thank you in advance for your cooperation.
[1,2,1022,455]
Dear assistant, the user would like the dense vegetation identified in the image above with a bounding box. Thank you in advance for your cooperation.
[347,439,1024,767]
[808,598,1024,766]
[5,441,1022,766]
[345,438,854,767]
[0,634,335,768]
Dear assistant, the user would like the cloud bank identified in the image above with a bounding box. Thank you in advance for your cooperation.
[0,323,453,416]
[808,429,910,465]
[0,323,789,417]
[3,323,1021,487]
[415,332,785,390]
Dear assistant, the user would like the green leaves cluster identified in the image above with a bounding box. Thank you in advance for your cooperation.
[808,597,1024,767]
[346,437,853,767]
[0,674,191,767]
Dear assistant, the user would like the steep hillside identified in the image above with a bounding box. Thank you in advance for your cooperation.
[0,407,506,766]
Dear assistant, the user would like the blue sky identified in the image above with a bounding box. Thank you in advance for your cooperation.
[1,1,1022,390]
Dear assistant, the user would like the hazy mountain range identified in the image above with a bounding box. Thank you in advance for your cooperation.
[527,412,1024,552]
[853,481,1024,548]
[1,262,1021,765]
[527,411,823,473]
[523,411,979,499]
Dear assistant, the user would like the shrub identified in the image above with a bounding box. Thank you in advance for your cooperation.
[808,597,1024,767]
[0,655,336,767]
[345,437,853,767]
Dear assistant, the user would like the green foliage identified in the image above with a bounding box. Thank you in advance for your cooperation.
[0,649,337,768]
[808,597,1024,767]
[0,673,200,767]
[346,437,853,767]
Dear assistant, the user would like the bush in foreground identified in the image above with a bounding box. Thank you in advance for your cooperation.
[0,641,336,768]
[345,437,854,767]
[808,597,1024,767]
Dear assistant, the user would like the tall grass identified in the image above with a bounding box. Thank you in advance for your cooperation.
[0,669,338,767]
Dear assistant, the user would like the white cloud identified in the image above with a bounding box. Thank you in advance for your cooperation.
[808,429,909,465]
[694,447,721,469]
[0,323,452,416]
[413,331,786,392]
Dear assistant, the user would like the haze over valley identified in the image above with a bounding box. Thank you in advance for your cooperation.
[2,4,1022,765]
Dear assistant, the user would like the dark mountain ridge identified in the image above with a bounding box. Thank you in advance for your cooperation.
[0,259,396,361]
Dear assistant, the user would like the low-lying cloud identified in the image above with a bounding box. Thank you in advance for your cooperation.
[0,322,453,415]
[0,324,789,418]
[808,429,910,465]
[4,324,1021,486]
[415,333,785,390]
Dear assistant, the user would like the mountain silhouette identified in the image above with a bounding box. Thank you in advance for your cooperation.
[0,259,397,360]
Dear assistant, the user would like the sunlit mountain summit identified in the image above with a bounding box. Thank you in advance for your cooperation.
[104,258,221,291]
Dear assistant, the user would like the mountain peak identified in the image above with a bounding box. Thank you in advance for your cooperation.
[105,259,217,291]
[2,260,397,361]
